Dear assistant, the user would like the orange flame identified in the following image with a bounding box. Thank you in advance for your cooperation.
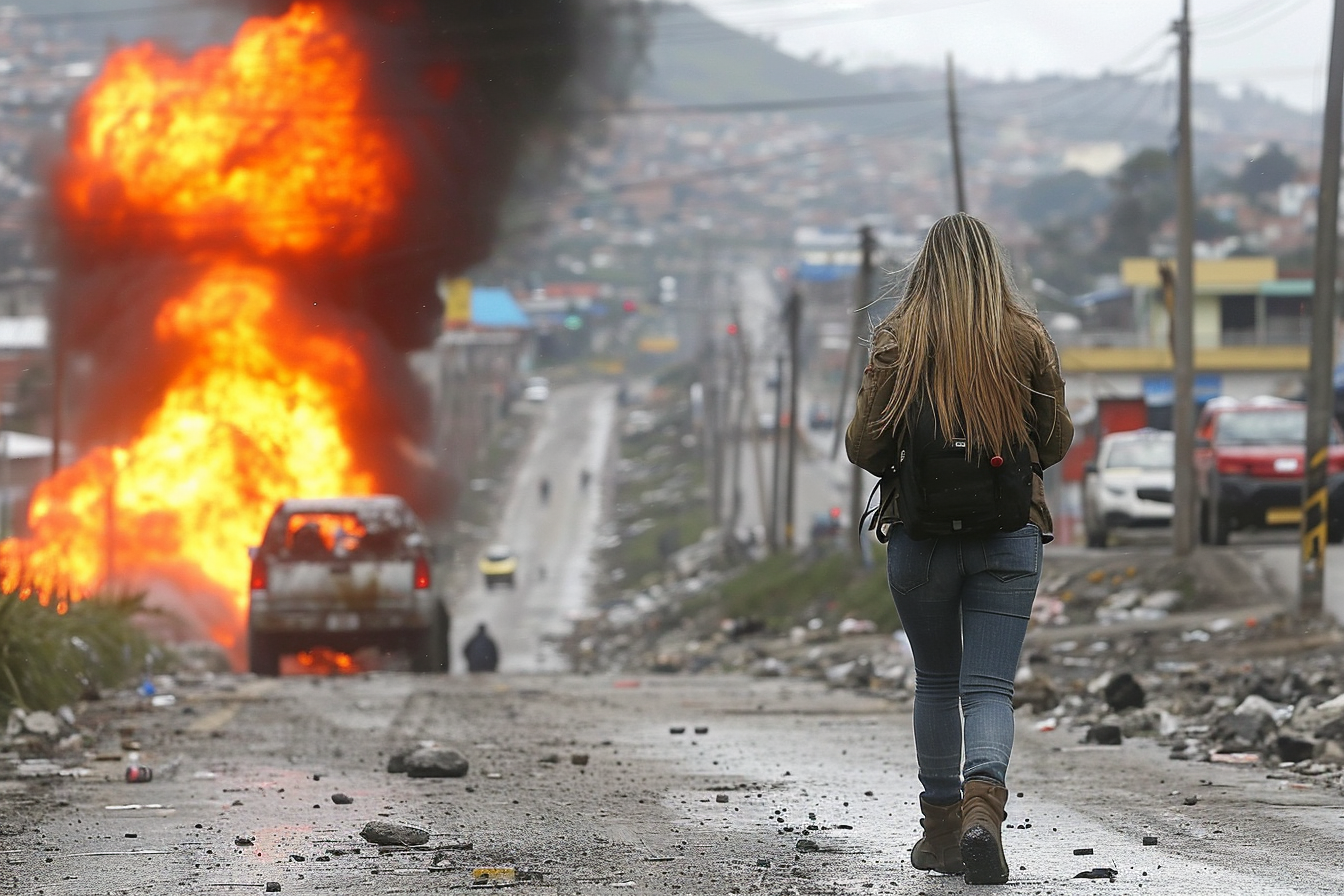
[1,2,411,652]
[295,647,363,675]
[61,2,409,256]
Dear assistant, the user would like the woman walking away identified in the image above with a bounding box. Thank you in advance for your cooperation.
[845,213,1072,885]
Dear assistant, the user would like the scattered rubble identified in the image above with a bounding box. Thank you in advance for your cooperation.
[564,542,1344,793]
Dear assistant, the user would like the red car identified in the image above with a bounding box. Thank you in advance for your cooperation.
[1194,398,1344,545]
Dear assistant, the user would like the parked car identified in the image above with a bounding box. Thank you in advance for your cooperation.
[478,544,518,588]
[1082,428,1175,548]
[246,495,449,676]
[523,376,550,402]
[1194,397,1344,545]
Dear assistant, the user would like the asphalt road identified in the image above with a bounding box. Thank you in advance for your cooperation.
[447,382,616,674]
[6,672,1343,895]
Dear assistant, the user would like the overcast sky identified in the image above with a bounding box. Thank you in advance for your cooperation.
[693,0,1330,112]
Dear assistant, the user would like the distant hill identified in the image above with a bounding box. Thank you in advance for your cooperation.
[15,1,1322,166]
[639,3,866,105]
[641,3,1319,164]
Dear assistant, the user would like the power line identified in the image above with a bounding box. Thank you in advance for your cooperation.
[1201,0,1317,47]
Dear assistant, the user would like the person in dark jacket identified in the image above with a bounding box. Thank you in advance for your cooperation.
[463,623,499,673]
[845,213,1072,885]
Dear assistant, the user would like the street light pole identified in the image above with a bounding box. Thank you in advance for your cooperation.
[1300,0,1344,617]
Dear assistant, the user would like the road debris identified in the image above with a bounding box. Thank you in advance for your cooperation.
[403,746,469,778]
[360,820,431,847]
[331,792,354,804]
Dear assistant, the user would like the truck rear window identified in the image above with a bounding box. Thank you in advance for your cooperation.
[263,511,420,560]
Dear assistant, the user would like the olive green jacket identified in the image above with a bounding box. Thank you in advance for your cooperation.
[844,317,1073,542]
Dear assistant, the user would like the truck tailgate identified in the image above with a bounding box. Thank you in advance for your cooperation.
[266,559,417,609]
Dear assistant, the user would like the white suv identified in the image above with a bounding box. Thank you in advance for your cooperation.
[1082,428,1175,548]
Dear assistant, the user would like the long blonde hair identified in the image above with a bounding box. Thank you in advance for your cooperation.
[878,213,1039,455]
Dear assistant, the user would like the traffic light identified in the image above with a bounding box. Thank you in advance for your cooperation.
[725,323,739,336]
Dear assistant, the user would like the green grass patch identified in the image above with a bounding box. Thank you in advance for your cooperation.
[684,547,900,632]
[609,503,714,589]
[0,592,157,713]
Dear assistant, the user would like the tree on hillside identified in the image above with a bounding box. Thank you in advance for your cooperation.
[1003,170,1110,229]
[1098,148,1176,259]
[1236,142,1299,198]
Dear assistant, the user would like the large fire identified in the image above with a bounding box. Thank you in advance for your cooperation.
[0,3,408,649]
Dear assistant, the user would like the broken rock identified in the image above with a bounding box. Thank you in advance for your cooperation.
[1275,735,1316,764]
[403,746,469,778]
[1103,672,1146,712]
[1211,708,1275,753]
[1085,724,1123,746]
[360,820,430,847]
[22,711,61,739]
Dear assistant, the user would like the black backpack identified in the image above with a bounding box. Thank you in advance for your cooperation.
[893,401,1038,540]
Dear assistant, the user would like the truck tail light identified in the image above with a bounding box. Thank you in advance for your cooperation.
[414,555,431,590]
[249,556,267,591]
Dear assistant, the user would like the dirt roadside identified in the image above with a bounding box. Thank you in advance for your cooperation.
[3,671,1343,896]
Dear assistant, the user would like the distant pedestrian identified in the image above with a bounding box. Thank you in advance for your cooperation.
[463,624,499,673]
[845,213,1072,885]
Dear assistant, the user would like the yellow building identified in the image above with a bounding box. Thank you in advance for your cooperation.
[1060,256,1312,379]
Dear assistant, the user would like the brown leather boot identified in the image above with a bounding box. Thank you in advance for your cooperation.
[960,779,1009,884]
[909,797,964,875]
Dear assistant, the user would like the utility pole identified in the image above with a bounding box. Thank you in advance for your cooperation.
[783,288,802,551]
[1300,0,1344,617]
[1171,1,1197,557]
[703,339,722,525]
[724,320,747,545]
[768,352,785,553]
[848,226,877,557]
[733,321,772,545]
[830,225,877,462]
[946,52,967,214]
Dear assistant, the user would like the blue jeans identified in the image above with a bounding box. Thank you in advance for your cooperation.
[886,523,1042,805]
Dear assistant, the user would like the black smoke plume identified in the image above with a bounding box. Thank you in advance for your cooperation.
[46,0,645,510]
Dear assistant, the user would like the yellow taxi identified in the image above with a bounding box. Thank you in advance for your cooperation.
[478,544,518,588]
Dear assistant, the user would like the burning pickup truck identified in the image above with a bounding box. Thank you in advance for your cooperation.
[246,496,450,675]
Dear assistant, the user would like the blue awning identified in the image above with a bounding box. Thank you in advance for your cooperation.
[795,263,857,283]
[472,287,532,329]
